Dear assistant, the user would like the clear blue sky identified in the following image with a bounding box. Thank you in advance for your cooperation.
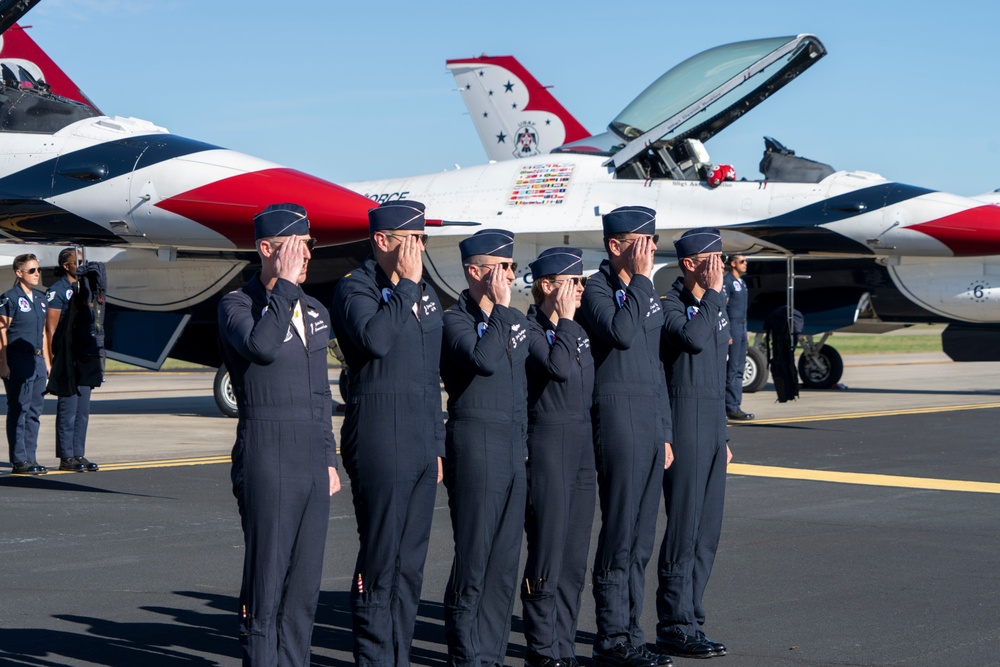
[23,0,1000,196]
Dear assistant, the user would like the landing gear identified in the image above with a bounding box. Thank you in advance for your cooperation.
[214,365,238,418]
[797,335,844,388]
[742,345,768,393]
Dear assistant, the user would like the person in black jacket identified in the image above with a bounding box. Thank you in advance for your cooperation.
[45,248,98,472]
[521,247,596,667]
[0,253,50,475]
[331,200,445,667]
[218,203,341,667]
[655,228,733,659]
[440,229,529,667]
[723,254,754,421]
[578,207,673,667]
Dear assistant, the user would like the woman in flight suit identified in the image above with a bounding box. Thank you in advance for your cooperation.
[521,247,596,667]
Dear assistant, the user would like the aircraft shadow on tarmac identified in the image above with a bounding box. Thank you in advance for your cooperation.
[0,396,225,418]
[0,475,165,496]
[811,387,1000,396]
[732,425,820,434]
[72,397,223,418]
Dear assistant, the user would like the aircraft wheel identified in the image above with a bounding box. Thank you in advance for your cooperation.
[797,344,844,389]
[214,365,238,418]
[742,346,769,394]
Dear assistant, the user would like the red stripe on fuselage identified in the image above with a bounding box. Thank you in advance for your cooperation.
[156,168,372,249]
[908,205,1000,256]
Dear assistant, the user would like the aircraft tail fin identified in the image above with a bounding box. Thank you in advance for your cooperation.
[447,55,588,161]
[0,23,100,112]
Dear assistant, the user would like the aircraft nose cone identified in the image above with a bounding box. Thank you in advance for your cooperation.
[157,167,372,249]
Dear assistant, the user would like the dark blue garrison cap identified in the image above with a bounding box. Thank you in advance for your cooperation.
[674,227,723,258]
[602,205,656,236]
[254,203,309,240]
[459,229,515,260]
[529,247,583,279]
[369,199,426,233]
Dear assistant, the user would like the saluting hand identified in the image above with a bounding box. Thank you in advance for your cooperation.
[275,236,306,284]
[486,265,511,307]
[396,235,424,284]
[630,236,655,279]
[702,253,724,293]
[553,279,577,321]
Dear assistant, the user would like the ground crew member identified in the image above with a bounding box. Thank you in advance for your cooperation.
[0,253,50,475]
[521,247,596,667]
[331,200,445,667]
[578,207,672,667]
[46,248,98,472]
[440,229,529,667]
[218,203,341,666]
[723,254,754,421]
[655,228,733,659]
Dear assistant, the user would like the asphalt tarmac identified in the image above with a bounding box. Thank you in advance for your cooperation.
[1,353,998,666]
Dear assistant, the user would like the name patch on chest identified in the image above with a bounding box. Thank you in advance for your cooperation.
[309,316,329,336]
[510,323,527,349]
[422,295,438,316]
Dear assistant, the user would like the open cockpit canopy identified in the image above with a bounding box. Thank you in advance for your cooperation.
[556,35,826,181]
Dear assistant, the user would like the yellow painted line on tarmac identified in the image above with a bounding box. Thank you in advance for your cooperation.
[745,401,1000,426]
[29,455,232,475]
[98,456,231,471]
[729,463,1000,494]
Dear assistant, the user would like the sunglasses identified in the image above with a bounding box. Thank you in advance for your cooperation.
[614,234,659,245]
[270,237,317,252]
[20,267,39,275]
[548,276,587,286]
[384,233,429,245]
[465,261,518,273]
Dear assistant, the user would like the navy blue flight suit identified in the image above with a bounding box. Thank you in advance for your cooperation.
[330,257,445,667]
[1,285,48,466]
[47,276,91,460]
[723,273,748,415]
[440,291,529,667]
[521,305,596,662]
[578,262,671,653]
[656,278,729,638]
[218,274,338,667]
